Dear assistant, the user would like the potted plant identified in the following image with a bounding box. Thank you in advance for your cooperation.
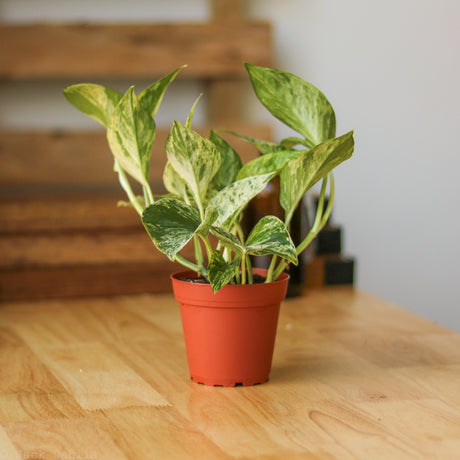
[64,62,354,386]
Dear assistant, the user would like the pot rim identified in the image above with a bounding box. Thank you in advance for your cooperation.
[170,268,290,307]
[170,268,289,288]
[171,269,289,309]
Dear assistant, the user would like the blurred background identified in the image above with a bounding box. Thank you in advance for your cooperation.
[1,0,459,331]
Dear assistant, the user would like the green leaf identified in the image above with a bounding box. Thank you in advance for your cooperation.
[237,149,303,180]
[280,130,354,224]
[245,62,336,147]
[185,94,202,129]
[218,130,282,155]
[142,198,201,260]
[163,161,188,200]
[63,84,122,127]
[107,87,156,186]
[209,172,277,229]
[210,226,244,254]
[245,216,298,264]
[280,137,311,149]
[166,121,221,212]
[209,130,243,191]
[138,65,186,118]
[208,251,242,293]
[196,206,218,236]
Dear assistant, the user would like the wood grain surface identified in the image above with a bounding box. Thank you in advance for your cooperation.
[0,124,269,191]
[1,288,459,459]
[0,23,271,81]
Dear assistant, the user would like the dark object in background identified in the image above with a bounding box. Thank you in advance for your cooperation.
[316,225,342,255]
[305,195,356,288]
[305,255,355,287]
[286,200,307,297]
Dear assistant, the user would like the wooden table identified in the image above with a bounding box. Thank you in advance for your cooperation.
[1,288,460,459]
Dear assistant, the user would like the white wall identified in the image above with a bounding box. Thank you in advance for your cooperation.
[247,0,460,332]
[1,0,459,331]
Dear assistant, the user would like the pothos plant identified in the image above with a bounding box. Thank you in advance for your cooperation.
[64,63,354,293]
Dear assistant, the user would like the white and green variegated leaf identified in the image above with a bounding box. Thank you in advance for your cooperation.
[166,121,221,210]
[163,161,188,200]
[219,130,282,155]
[280,130,354,224]
[196,207,218,236]
[138,65,186,118]
[245,216,298,264]
[208,251,241,293]
[210,226,244,254]
[185,94,202,129]
[280,137,311,149]
[237,149,303,180]
[209,172,277,230]
[245,63,336,147]
[107,87,156,186]
[209,130,243,191]
[63,84,122,127]
[141,198,201,260]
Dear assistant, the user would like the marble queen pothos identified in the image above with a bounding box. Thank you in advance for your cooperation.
[64,62,354,293]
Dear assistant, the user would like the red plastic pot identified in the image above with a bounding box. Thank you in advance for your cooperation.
[171,268,289,387]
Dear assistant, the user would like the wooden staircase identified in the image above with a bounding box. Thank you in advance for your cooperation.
[0,0,273,300]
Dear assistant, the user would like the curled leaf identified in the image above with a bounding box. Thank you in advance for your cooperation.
[208,251,242,293]
[142,198,201,260]
[139,65,186,118]
[246,216,298,265]
[63,83,122,127]
[107,87,156,187]
[280,130,354,224]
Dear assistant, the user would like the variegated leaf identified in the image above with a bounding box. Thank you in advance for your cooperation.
[245,216,298,264]
[185,94,202,129]
[63,84,122,127]
[280,137,311,149]
[245,63,336,148]
[219,130,282,155]
[163,161,188,200]
[208,251,241,293]
[138,65,186,118]
[196,207,218,236]
[209,130,243,191]
[209,172,277,230]
[166,121,221,210]
[141,198,201,260]
[210,226,244,254]
[107,87,156,186]
[237,149,303,180]
[280,130,354,224]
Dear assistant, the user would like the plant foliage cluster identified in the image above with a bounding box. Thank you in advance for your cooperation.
[64,63,354,292]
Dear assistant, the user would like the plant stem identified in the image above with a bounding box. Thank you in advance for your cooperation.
[241,255,246,285]
[200,235,214,262]
[273,175,331,280]
[295,173,332,255]
[175,254,205,276]
[193,236,204,271]
[246,255,253,284]
[265,255,278,283]
[234,259,241,284]
[319,172,335,229]
[143,184,155,207]
[235,223,246,244]
[114,160,143,215]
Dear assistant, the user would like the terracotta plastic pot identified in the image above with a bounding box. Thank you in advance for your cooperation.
[171,268,289,387]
